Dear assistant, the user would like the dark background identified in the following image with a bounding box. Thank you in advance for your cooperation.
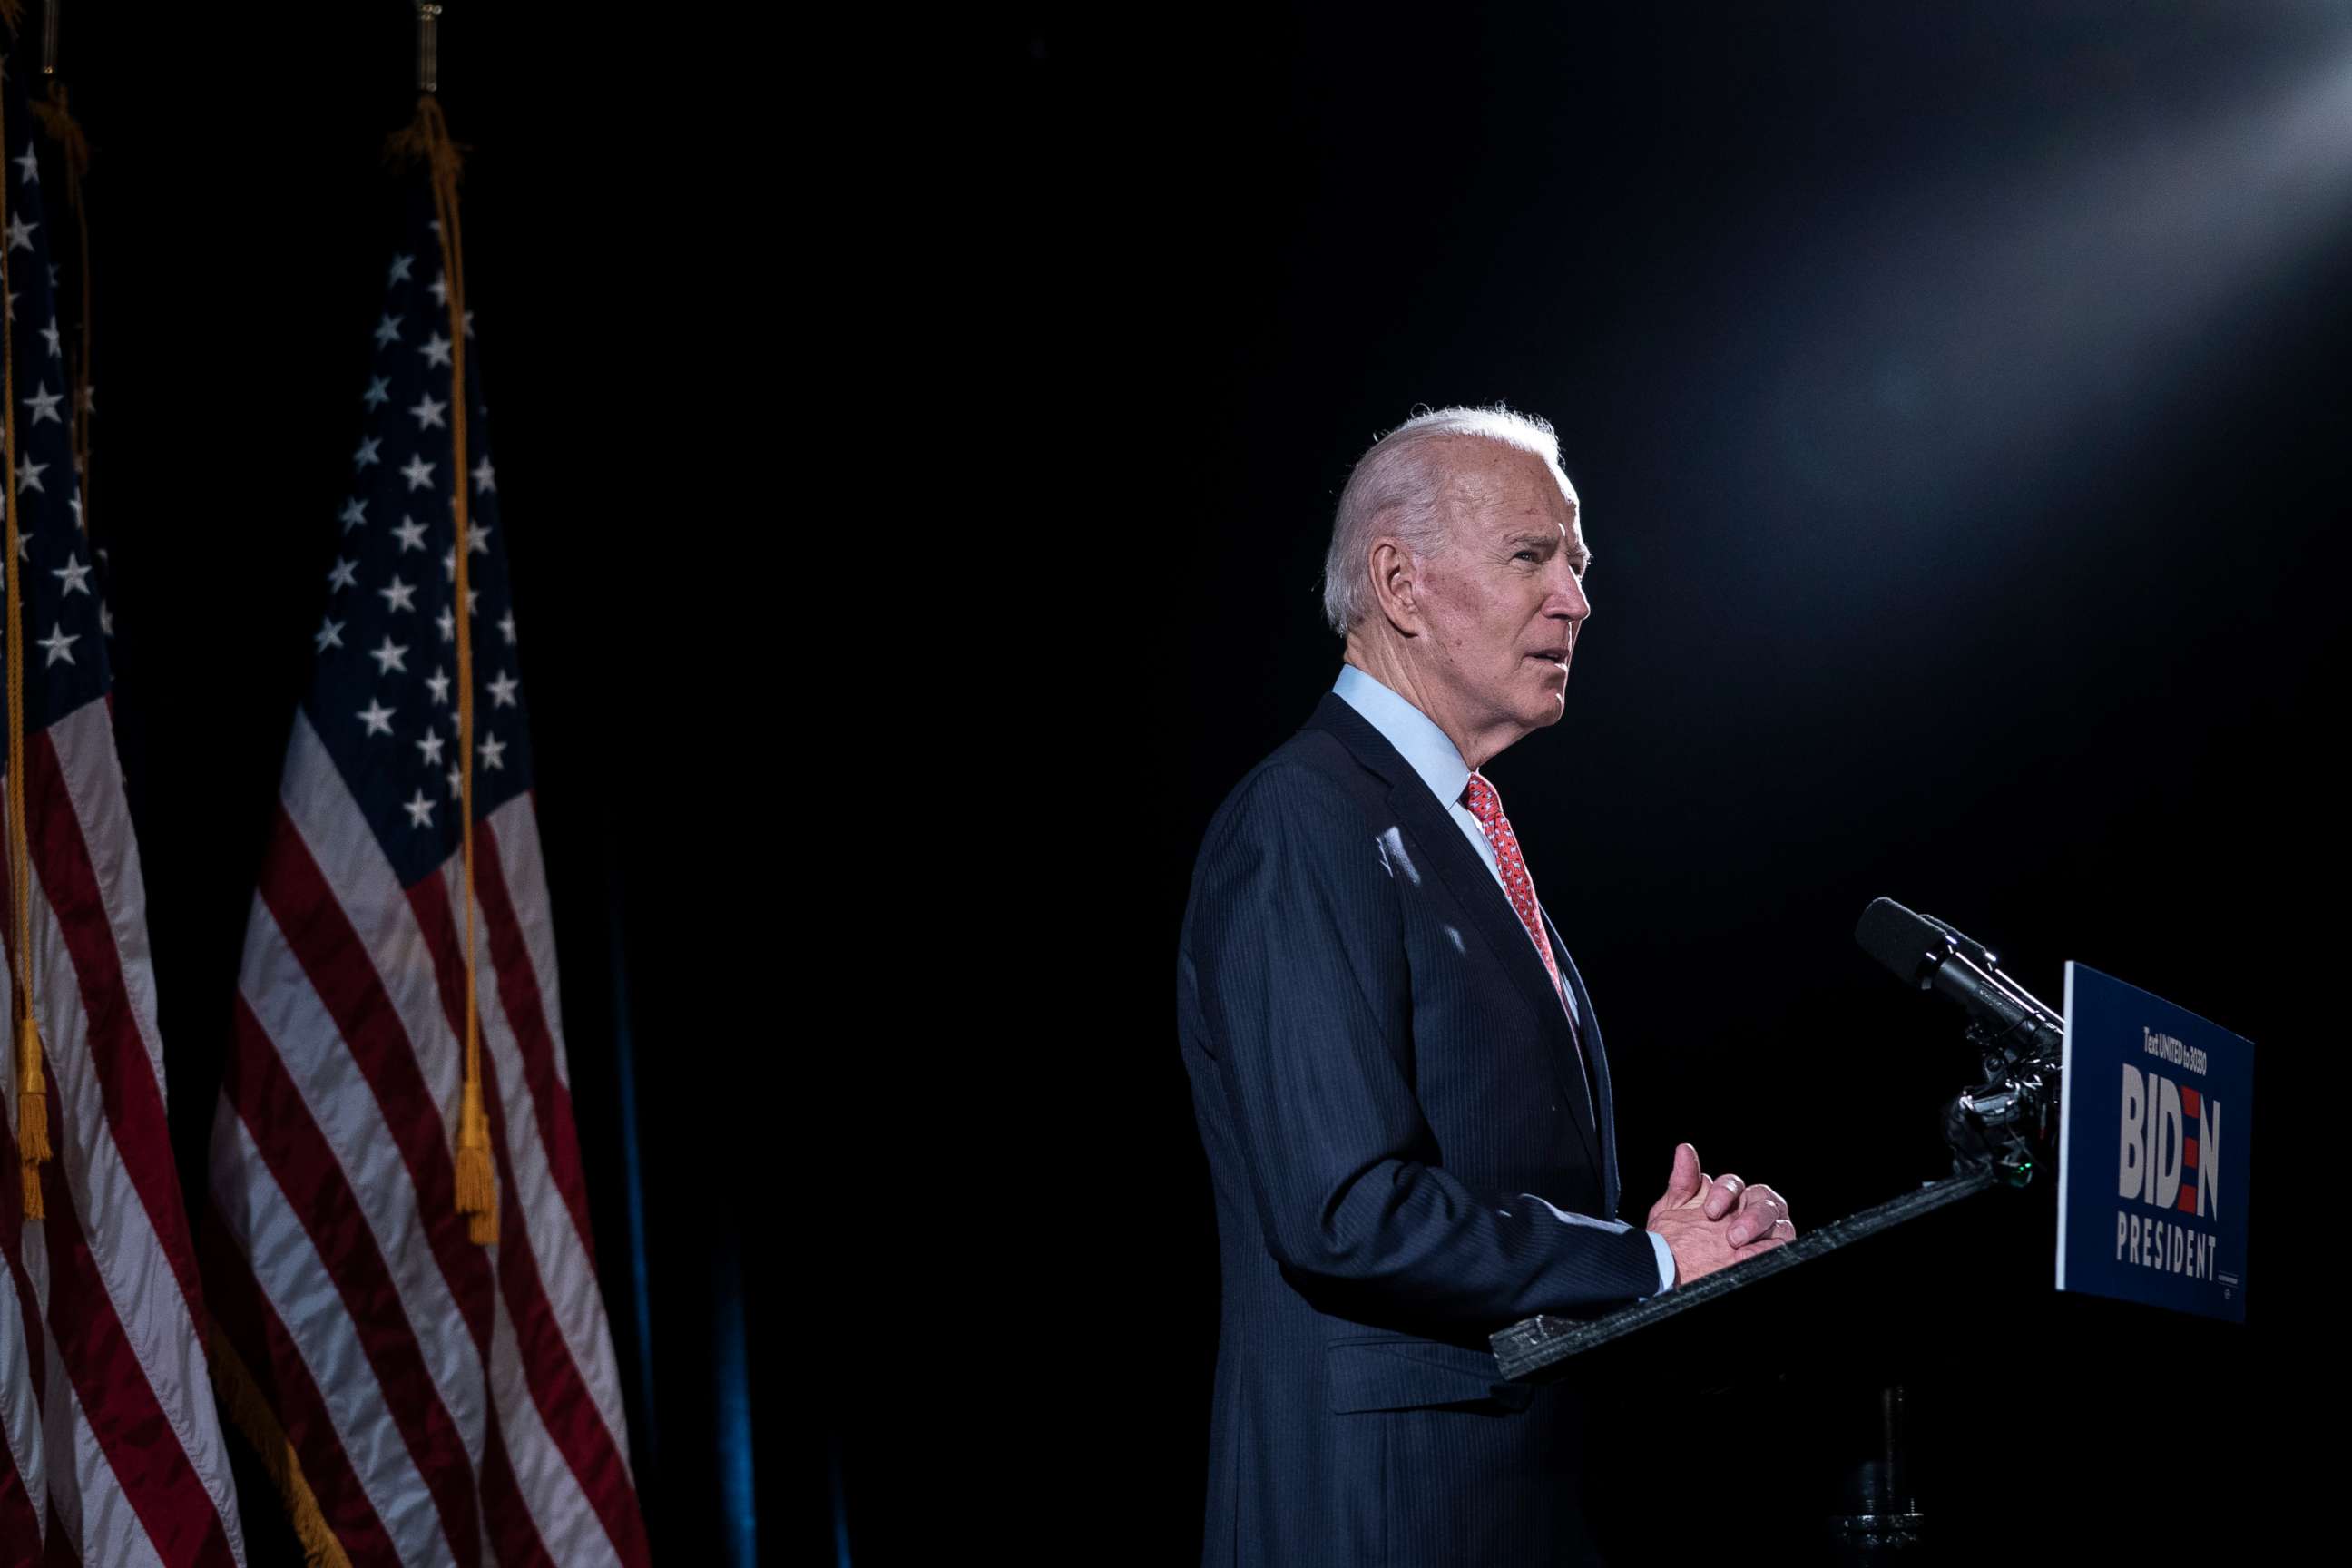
[871,0,2347,1561]
[24,0,2345,1562]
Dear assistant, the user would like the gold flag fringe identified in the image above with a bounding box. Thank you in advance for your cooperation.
[209,1323,357,1568]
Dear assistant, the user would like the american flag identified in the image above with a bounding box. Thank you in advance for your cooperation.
[0,58,252,1568]
[198,158,651,1565]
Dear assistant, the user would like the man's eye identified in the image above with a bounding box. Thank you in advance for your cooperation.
[1514,550,1539,562]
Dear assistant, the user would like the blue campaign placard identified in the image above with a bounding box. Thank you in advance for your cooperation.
[2056,963,2252,1322]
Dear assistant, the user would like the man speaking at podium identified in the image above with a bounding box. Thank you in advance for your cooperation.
[1176,407,1795,1566]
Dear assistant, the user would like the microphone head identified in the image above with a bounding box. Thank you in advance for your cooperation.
[1917,911,1998,971]
[1855,897,1953,986]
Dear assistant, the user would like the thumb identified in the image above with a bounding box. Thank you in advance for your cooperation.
[1661,1142,1703,1207]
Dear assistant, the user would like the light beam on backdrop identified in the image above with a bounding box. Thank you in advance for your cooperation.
[1752,35,2352,554]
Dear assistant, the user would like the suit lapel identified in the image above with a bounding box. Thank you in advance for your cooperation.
[1544,910,1619,1218]
[1308,695,1605,1178]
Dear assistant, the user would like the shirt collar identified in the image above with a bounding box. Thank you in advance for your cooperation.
[1332,664,1473,810]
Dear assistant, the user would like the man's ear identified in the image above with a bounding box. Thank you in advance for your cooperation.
[1367,537,1422,636]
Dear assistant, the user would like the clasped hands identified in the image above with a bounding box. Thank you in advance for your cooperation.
[1644,1142,1794,1288]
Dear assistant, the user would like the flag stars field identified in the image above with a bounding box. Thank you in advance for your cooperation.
[281,186,546,902]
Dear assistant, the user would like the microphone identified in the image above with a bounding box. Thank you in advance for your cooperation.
[1910,910,2064,1032]
[1855,897,2064,1063]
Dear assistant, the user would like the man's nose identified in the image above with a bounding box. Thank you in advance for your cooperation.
[1549,564,1591,622]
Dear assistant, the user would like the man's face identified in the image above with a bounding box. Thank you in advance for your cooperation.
[1408,441,1592,751]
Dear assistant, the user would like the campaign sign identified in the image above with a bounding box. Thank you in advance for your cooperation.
[2056,963,2252,1322]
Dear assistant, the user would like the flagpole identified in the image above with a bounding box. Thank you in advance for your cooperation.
[416,3,440,94]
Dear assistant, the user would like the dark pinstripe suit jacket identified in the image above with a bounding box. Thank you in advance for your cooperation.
[1177,691,1660,1567]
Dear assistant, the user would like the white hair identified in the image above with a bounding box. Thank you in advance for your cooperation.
[1319,404,1567,638]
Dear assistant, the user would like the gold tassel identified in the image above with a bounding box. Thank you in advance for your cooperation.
[16,1015,46,1161]
[2,38,38,1227]
[401,93,497,1250]
[455,1074,497,1244]
[18,1018,46,1221]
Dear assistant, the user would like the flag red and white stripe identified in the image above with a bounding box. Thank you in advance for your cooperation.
[203,714,648,1567]
[0,701,250,1568]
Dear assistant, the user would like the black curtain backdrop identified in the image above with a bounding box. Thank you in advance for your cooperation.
[44,6,795,1563]
[856,2,2347,1561]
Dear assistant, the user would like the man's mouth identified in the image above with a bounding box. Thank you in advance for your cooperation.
[1526,649,1570,664]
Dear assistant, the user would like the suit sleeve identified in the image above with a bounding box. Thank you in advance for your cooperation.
[1182,763,1661,1329]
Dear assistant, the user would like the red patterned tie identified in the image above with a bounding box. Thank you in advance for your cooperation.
[1462,771,1569,1009]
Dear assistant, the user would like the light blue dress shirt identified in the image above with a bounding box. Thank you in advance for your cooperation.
[1333,664,1678,1295]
